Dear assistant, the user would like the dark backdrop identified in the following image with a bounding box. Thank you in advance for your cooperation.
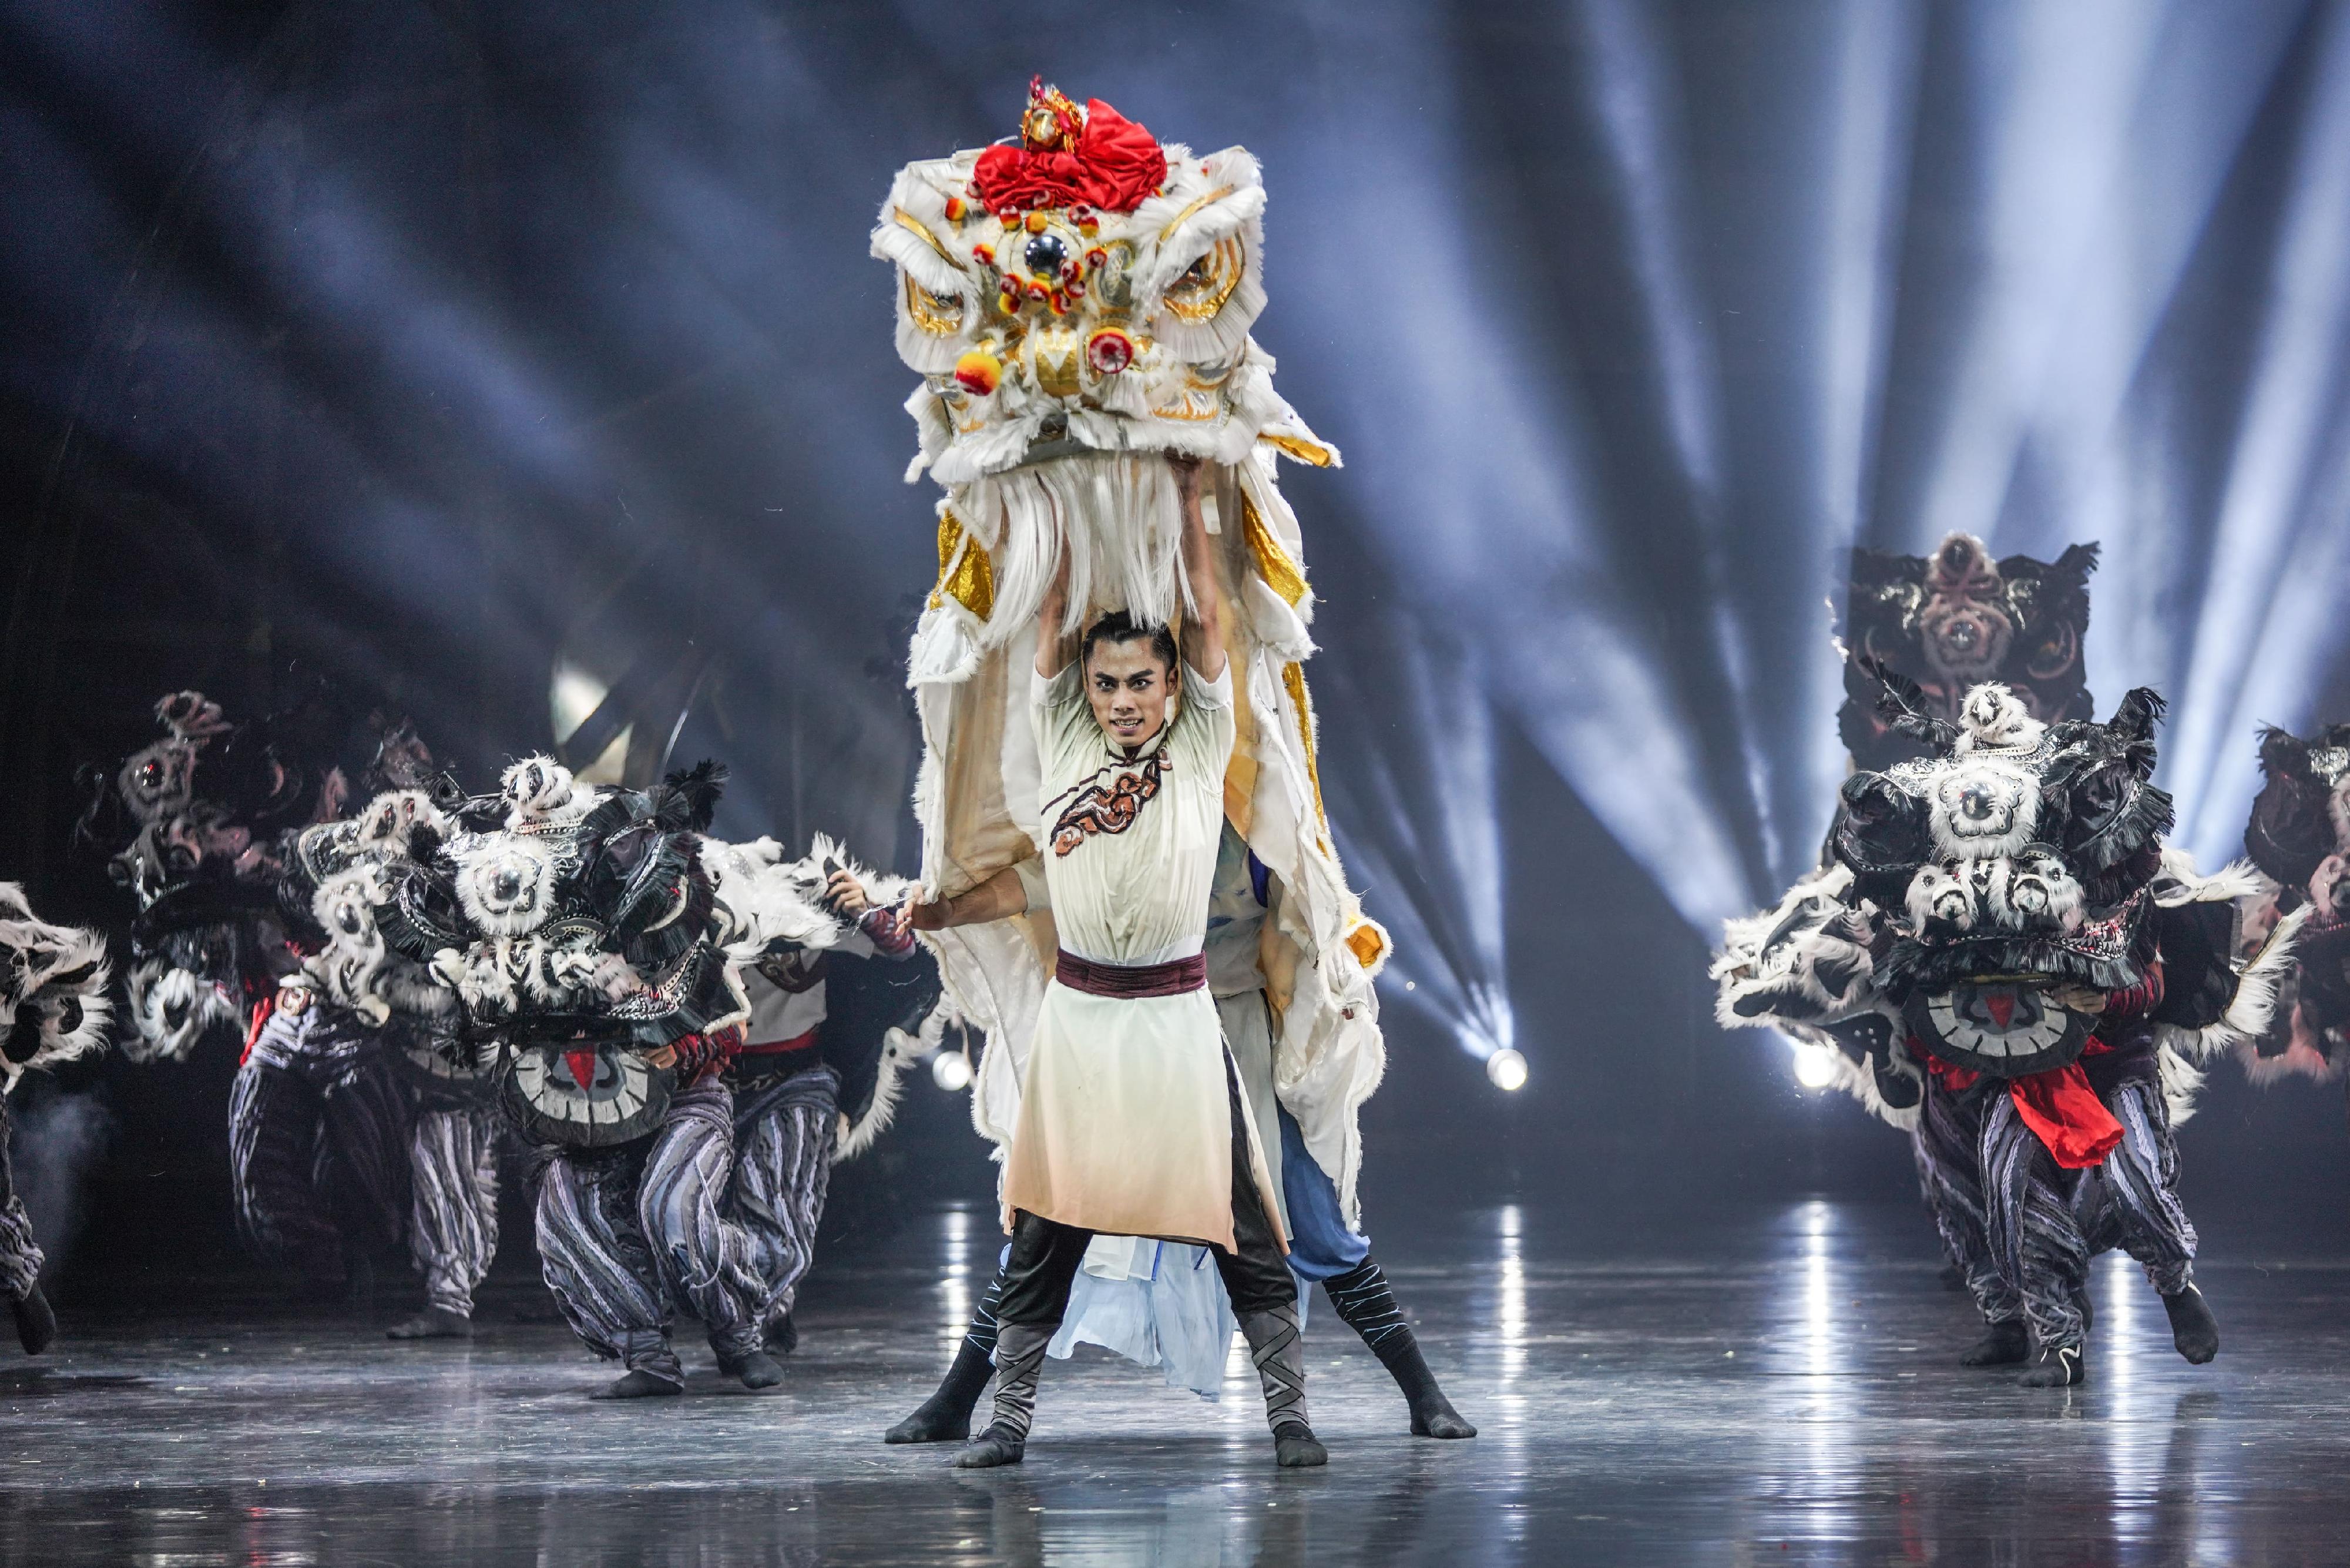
[5,0,2350,1291]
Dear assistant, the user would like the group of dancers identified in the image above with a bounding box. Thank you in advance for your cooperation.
[4,80,2341,1476]
[0,81,1474,1471]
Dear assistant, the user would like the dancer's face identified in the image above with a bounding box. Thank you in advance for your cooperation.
[1085,637,1172,751]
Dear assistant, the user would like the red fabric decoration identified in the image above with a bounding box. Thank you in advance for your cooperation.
[1913,1012,2136,1171]
[2005,1062,2127,1169]
[239,994,276,1068]
[971,99,1167,214]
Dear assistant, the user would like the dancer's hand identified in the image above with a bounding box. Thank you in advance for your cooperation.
[1167,451,1204,497]
[899,895,951,934]
[2046,983,2107,1015]
[644,1043,679,1070]
[824,868,871,917]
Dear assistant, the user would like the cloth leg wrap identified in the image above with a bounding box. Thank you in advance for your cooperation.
[1238,1303,1313,1438]
[2080,1077,2197,1296]
[534,1145,681,1385]
[1982,1087,2090,1351]
[988,1321,1053,1442]
[964,1263,1007,1358]
[408,1104,500,1317]
[637,1076,764,1365]
[1324,1258,1408,1352]
[728,1066,838,1336]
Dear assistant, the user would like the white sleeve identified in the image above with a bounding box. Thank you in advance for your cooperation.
[1033,663,1084,711]
[1176,661,1237,768]
[1013,854,1052,914]
[1181,662,1233,711]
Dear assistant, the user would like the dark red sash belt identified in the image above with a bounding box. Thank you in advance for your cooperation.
[1055,949,1206,999]
[738,1026,820,1057]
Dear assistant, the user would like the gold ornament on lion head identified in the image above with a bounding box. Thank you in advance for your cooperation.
[871,82,1336,488]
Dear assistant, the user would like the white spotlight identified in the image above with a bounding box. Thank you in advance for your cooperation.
[1486,1047,1529,1092]
[930,1049,973,1093]
[1791,1042,1839,1090]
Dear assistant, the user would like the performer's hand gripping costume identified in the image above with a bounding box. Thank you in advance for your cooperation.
[0,885,112,1354]
[871,79,1394,1472]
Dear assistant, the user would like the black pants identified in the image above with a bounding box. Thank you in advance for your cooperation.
[999,1064,1292,1329]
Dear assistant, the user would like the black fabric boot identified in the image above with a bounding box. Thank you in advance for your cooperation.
[1323,1258,1473,1438]
[955,1321,1049,1469]
[887,1270,1003,1443]
[1238,1304,1327,1468]
[2018,1341,2084,1388]
[10,1284,56,1357]
[1957,1318,2029,1367]
[2162,1285,2219,1364]
[593,1368,684,1399]
[765,1311,799,1357]
[387,1307,472,1341]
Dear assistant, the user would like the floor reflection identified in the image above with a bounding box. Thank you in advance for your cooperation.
[1,1200,2344,1564]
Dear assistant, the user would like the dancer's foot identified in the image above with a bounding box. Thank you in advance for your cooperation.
[2162,1286,2220,1364]
[592,1368,683,1400]
[10,1285,56,1356]
[764,1312,798,1357]
[885,1337,996,1442]
[387,1307,472,1341]
[1274,1428,1329,1468]
[1958,1319,2029,1368]
[952,1424,1026,1468]
[2017,1343,2084,1388]
[1409,1395,1476,1439]
[733,1350,784,1389]
[887,1396,975,1444]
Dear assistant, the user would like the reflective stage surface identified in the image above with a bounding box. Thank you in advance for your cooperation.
[4,1200,2347,1566]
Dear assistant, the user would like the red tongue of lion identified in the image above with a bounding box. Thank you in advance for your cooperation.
[565,1049,600,1090]
[1985,992,2016,1030]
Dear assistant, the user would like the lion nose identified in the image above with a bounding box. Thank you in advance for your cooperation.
[495,870,522,900]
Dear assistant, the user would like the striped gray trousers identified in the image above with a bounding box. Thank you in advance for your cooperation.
[0,1098,40,1301]
[409,1103,500,1317]
[533,1076,766,1385]
[1915,1075,2018,1328]
[229,1006,411,1284]
[1940,1071,2197,1354]
[728,1063,838,1342]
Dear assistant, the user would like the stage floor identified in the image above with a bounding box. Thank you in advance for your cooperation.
[4,1198,2347,1565]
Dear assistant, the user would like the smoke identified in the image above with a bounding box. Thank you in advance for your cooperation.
[9,1084,118,1284]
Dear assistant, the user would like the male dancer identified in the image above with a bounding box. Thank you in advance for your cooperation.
[902,455,1323,1469]
[886,819,1473,1443]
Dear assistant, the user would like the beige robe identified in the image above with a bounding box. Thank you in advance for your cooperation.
[999,662,1280,1250]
